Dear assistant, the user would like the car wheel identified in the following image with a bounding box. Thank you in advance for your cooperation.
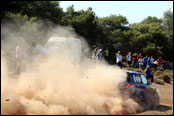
[143,88,160,110]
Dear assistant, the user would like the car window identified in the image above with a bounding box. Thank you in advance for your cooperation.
[133,74,141,83]
[140,74,148,84]
[132,73,148,84]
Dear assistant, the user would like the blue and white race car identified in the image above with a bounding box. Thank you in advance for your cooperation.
[120,70,160,110]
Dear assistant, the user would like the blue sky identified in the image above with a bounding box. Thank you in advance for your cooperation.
[59,1,173,24]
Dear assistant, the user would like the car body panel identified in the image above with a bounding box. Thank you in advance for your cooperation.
[120,70,159,107]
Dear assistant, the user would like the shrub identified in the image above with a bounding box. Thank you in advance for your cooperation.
[154,70,163,76]
[154,78,165,85]
[157,67,165,71]
[163,75,171,83]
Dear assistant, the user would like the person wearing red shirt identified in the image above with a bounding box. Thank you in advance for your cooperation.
[137,53,142,60]
[157,57,164,68]
[132,53,138,68]
[157,57,164,64]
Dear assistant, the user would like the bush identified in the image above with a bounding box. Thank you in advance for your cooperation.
[154,78,165,85]
[156,74,172,83]
[157,67,165,71]
[122,62,128,68]
[163,75,171,83]
[154,70,163,76]
[164,70,173,78]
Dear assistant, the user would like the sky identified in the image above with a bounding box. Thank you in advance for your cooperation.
[59,1,173,24]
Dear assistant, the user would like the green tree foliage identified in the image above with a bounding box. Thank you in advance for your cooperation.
[129,16,170,59]
[61,6,107,47]
[1,1,63,24]
[100,15,128,32]
[98,15,129,54]
[162,9,173,41]
[1,2,173,62]
[161,9,173,61]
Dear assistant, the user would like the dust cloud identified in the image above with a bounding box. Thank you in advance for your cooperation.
[1,20,142,115]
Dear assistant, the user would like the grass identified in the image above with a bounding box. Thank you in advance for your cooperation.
[125,68,144,73]
[154,70,173,83]
[154,78,165,85]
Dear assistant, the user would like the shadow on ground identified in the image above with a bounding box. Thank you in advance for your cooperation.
[154,104,172,112]
[135,104,173,115]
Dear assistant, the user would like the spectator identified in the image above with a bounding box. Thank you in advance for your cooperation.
[157,57,164,68]
[157,57,164,64]
[97,49,103,60]
[104,48,109,61]
[151,56,158,70]
[95,48,101,59]
[150,56,157,70]
[150,56,154,63]
[147,57,151,67]
[126,52,132,68]
[16,45,22,59]
[144,66,154,83]
[115,51,123,69]
[132,53,138,68]
[92,47,99,60]
[138,56,144,69]
[137,53,142,60]
[15,45,23,73]
[143,55,148,69]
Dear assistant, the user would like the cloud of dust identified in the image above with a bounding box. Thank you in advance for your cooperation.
[1,20,142,115]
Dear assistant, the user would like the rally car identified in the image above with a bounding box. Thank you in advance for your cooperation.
[120,70,160,110]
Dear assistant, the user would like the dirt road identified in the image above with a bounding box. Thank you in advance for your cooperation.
[136,83,173,115]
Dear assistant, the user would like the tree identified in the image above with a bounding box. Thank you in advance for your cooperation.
[61,6,107,47]
[1,1,63,24]
[161,9,173,61]
[129,16,170,60]
[1,2,173,61]
[1,1,29,18]
[98,15,129,54]
[100,15,128,32]
[141,16,162,24]
[162,9,173,42]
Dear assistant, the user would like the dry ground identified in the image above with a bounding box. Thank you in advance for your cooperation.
[136,83,173,115]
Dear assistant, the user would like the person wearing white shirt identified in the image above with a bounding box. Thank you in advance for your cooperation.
[115,51,123,69]
[138,56,144,69]
[150,56,154,63]
[126,52,132,67]
[16,45,22,59]
[15,45,23,73]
